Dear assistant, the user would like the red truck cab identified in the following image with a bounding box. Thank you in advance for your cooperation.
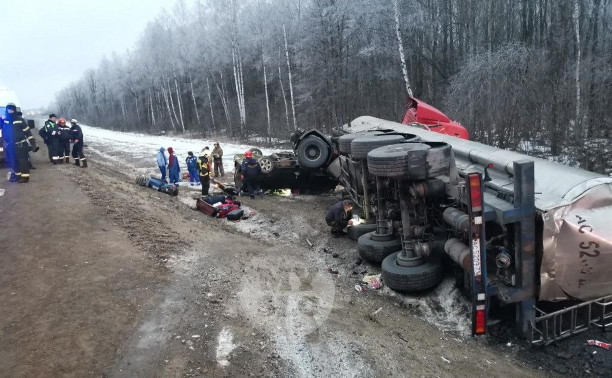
[402,97,469,140]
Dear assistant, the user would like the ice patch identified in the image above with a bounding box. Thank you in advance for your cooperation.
[216,327,236,367]
[384,278,471,336]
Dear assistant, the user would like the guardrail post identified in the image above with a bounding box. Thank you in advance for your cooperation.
[513,160,536,337]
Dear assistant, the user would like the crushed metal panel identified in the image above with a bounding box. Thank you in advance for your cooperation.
[540,183,612,301]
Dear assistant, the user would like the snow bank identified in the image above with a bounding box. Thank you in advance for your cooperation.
[81,124,283,174]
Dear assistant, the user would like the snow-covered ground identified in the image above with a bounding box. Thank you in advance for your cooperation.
[81,124,283,177]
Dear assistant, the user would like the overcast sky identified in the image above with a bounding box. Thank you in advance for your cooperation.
[0,0,180,109]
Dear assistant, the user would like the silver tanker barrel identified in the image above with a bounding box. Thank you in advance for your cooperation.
[344,116,612,302]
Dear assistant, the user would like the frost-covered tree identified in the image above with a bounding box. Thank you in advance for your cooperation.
[54,0,612,173]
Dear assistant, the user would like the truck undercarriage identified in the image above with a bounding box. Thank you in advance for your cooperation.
[291,116,612,343]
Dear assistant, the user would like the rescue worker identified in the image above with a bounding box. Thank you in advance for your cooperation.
[2,103,38,183]
[16,110,39,169]
[156,147,167,181]
[167,147,180,185]
[70,119,87,167]
[185,151,200,186]
[40,114,60,163]
[57,118,72,163]
[197,151,211,195]
[212,142,224,177]
[240,150,262,199]
[325,200,354,238]
[2,104,18,181]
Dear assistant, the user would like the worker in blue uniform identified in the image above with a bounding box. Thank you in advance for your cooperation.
[240,150,262,199]
[70,119,87,167]
[2,103,38,183]
[167,147,180,185]
[186,151,200,186]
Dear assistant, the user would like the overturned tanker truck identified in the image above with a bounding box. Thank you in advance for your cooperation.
[291,114,612,344]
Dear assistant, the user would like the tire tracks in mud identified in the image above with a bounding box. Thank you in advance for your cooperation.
[60,161,190,262]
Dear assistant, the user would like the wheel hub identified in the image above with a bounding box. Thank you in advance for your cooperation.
[307,147,320,159]
[260,158,272,172]
[370,232,396,242]
[396,249,423,267]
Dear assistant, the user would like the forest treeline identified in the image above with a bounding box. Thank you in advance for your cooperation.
[55,0,612,173]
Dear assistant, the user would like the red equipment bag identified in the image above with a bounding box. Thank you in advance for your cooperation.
[196,198,218,217]
[216,203,240,218]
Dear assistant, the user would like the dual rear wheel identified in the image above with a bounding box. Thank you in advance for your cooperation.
[357,139,451,292]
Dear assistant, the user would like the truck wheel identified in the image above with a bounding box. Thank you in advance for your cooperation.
[259,157,274,174]
[338,134,360,155]
[350,134,406,159]
[297,135,330,169]
[358,232,402,264]
[367,143,429,179]
[382,252,443,292]
[347,223,377,240]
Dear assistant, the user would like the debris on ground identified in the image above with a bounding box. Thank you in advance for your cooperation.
[362,274,382,290]
[587,340,611,350]
[369,307,383,322]
[328,267,339,274]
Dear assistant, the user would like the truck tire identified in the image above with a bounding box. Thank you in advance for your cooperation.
[367,143,430,179]
[259,157,274,174]
[347,223,377,240]
[297,135,330,169]
[381,252,443,292]
[358,232,402,264]
[350,134,406,160]
[338,134,360,155]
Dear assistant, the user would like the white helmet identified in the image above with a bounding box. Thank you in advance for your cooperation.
[70,119,78,123]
